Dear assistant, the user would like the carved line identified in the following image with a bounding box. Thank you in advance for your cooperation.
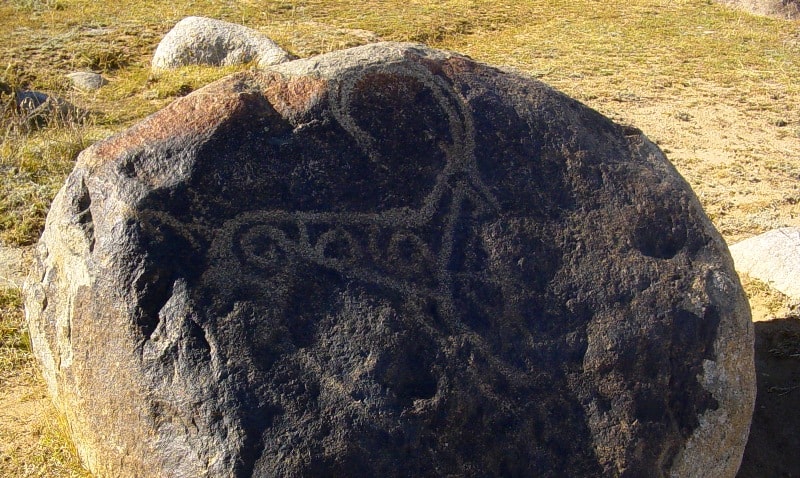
[329,59,499,214]
[148,60,507,326]
[140,210,206,252]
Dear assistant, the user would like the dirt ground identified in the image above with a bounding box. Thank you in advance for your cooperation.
[0,353,89,477]
[587,80,800,249]
[0,371,63,476]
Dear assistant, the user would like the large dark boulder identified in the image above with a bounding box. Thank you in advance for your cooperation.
[24,42,755,477]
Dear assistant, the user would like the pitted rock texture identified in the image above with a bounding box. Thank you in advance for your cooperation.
[152,16,293,70]
[25,42,755,478]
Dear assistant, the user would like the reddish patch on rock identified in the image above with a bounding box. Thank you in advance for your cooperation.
[83,75,266,173]
[258,74,327,119]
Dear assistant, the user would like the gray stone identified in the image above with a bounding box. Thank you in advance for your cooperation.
[14,90,81,128]
[730,227,800,300]
[66,72,107,91]
[25,42,755,478]
[717,0,799,19]
[151,16,293,70]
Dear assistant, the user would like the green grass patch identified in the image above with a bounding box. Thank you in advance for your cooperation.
[0,114,101,245]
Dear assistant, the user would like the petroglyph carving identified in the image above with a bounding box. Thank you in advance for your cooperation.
[26,43,756,477]
[238,66,493,303]
[145,61,502,314]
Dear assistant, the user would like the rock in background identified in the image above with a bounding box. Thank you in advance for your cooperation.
[730,227,800,301]
[5,89,82,129]
[66,72,107,92]
[25,42,755,477]
[717,0,799,19]
[152,16,294,70]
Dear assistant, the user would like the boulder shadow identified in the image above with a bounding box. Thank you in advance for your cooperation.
[737,316,800,477]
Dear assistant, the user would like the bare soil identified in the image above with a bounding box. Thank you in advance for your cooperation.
[0,370,49,475]
[581,81,800,250]
[0,363,89,477]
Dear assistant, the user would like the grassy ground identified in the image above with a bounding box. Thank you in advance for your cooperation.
[0,0,798,475]
[1,0,797,246]
[0,288,28,378]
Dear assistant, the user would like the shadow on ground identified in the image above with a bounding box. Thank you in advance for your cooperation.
[738,316,800,478]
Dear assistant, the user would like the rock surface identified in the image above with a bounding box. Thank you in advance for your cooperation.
[152,16,293,70]
[717,0,799,19]
[25,42,755,478]
[0,245,31,289]
[730,227,800,300]
[66,72,107,91]
[13,90,81,128]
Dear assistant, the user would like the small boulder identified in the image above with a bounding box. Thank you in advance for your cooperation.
[152,16,294,70]
[13,90,82,128]
[26,42,755,477]
[717,0,799,19]
[730,227,800,300]
[66,72,107,91]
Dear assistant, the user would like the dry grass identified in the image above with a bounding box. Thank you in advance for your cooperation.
[0,0,798,475]
[0,0,797,246]
[740,273,797,320]
[0,287,28,378]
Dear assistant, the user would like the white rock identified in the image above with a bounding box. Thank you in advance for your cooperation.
[67,72,107,91]
[152,16,293,70]
[730,227,800,299]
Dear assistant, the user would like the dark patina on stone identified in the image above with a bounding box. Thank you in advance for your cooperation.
[25,43,754,477]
